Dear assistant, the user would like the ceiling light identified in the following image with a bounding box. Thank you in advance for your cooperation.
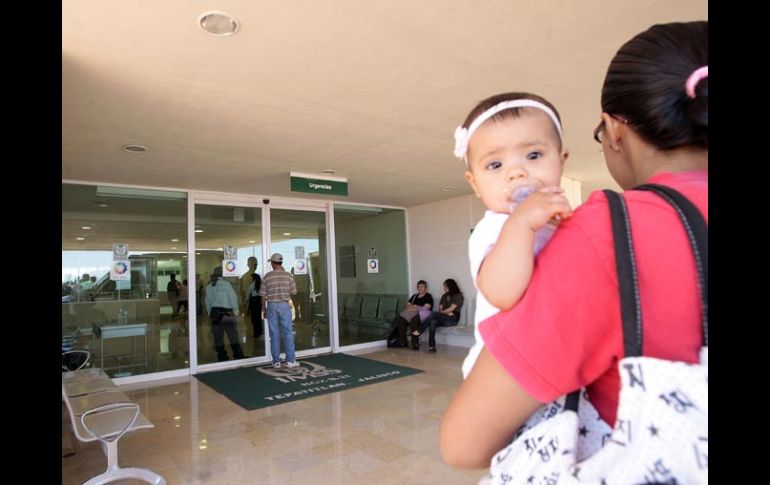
[81,226,92,230]
[440,186,456,192]
[122,144,147,153]
[171,247,177,250]
[198,11,239,36]
[171,238,179,242]
[195,229,204,233]
[248,240,256,244]
[283,232,291,236]
[76,237,85,241]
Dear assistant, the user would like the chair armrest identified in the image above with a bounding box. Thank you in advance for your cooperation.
[80,402,140,443]
[62,349,90,371]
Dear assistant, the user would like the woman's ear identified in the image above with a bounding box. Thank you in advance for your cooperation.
[602,113,624,152]
[559,148,569,167]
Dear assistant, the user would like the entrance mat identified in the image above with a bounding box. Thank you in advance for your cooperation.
[194,353,424,410]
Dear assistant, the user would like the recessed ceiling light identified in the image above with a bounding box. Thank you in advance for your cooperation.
[320,169,336,175]
[76,237,85,241]
[93,201,109,208]
[198,11,239,36]
[195,252,201,255]
[171,238,179,242]
[283,232,291,236]
[440,185,456,192]
[81,226,91,230]
[122,144,147,153]
[171,247,177,250]
[195,229,204,233]
[248,240,256,244]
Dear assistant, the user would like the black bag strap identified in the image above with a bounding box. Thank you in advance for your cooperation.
[603,190,643,357]
[566,184,708,413]
[604,186,709,356]
[567,190,640,411]
[634,184,708,347]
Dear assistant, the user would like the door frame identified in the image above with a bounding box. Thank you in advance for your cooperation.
[188,191,334,374]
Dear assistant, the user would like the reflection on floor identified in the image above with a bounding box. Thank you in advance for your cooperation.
[62,345,487,484]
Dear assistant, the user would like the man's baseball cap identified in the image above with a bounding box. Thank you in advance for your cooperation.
[269,253,284,263]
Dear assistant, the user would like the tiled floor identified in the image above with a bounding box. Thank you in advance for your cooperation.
[62,345,487,484]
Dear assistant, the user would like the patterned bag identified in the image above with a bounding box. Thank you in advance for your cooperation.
[483,185,708,485]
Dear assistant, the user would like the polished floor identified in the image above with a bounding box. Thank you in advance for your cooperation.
[62,345,487,484]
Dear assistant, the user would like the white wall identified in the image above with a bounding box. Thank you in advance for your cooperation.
[407,176,581,325]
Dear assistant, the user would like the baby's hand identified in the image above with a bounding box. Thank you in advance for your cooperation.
[507,186,572,232]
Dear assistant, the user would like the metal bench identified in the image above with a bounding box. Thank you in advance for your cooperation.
[61,350,165,485]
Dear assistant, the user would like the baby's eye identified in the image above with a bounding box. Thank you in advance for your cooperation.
[526,151,543,161]
[485,160,502,170]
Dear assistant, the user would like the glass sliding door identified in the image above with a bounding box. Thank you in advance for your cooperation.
[194,204,264,364]
[268,209,330,354]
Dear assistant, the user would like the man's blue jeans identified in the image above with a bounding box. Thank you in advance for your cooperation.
[266,301,295,363]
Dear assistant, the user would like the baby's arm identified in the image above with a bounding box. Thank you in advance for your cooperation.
[477,188,571,310]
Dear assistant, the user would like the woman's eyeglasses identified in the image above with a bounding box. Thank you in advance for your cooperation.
[593,121,606,144]
[593,115,629,144]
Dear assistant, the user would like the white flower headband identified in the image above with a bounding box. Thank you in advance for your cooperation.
[453,99,563,164]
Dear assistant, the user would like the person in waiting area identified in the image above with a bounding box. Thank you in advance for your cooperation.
[392,280,433,349]
[260,253,298,368]
[413,278,464,352]
[451,91,573,377]
[291,270,311,324]
[177,279,190,315]
[167,273,182,317]
[205,266,245,362]
[240,256,259,315]
[246,272,263,341]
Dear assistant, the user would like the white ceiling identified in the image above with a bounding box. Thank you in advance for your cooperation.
[62,1,708,208]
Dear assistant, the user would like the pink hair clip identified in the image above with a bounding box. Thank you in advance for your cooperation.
[685,66,708,99]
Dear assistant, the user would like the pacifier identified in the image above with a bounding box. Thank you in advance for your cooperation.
[504,181,543,212]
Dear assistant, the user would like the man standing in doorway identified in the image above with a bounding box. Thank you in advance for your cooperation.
[261,253,298,368]
[240,256,258,315]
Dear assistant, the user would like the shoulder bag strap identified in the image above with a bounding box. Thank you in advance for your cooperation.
[634,183,708,346]
[603,190,644,357]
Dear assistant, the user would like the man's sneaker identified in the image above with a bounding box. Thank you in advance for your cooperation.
[286,361,300,368]
[272,362,282,368]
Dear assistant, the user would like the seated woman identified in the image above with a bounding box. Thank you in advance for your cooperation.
[392,280,433,348]
[414,279,464,352]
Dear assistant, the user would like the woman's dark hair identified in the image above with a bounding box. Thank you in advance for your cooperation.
[210,266,222,286]
[601,21,708,150]
[443,278,461,295]
[416,280,428,287]
[462,92,563,148]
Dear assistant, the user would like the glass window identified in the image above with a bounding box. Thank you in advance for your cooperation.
[62,184,189,377]
[333,205,408,346]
